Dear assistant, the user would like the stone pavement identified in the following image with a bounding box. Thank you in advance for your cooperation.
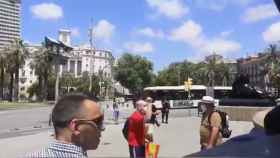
[0,116,253,158]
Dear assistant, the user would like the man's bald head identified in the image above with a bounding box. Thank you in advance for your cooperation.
[136,100,148,115]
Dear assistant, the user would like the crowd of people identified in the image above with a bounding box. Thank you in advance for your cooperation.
[22,93,280,158]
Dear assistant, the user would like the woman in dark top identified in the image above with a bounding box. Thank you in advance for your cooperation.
[150,104,160,127]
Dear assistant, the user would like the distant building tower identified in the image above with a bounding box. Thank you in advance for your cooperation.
[58,29,71,46]
[0,0,21,49]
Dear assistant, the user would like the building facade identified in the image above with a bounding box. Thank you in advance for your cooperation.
[0,0,21,49]
[237,53,271,90]
[19,44,114,99]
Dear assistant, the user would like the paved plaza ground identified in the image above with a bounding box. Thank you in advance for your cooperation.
[0,114,253,158]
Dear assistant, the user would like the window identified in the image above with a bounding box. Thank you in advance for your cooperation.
[77,60,82,76]
[62,63,68,73]
[70,60,75,73]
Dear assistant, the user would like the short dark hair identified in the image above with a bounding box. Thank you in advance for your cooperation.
[51,93,93,134]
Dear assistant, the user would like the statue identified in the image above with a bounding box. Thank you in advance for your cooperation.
[207,70,215,87]
[232,74,266,99]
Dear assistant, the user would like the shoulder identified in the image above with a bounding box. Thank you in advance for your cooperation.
[130,112,143,120]
[209,111,222,126]
[23,148,49,158]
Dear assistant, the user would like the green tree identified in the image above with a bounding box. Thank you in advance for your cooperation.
[114,53,154,96]
[6,39,29,101]
[75,72,100,96]
[60,72,75,93]
[27,82,39,99]
[271,62,280,97]
[203,54,231,86]
[0,49,8,100]
[154,55,232,87]
[155,64,181,86]
[30,45,53,101]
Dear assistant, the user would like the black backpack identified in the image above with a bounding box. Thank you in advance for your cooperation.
[209,110,232,138]
[122,118,129,141]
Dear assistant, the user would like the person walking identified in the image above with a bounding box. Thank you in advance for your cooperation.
[127,100,148,158]
[161,100,170,124]
[24,94,104,158]
[199,96,223,150]
[113,101,120,124]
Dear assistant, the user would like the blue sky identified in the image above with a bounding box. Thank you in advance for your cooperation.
[22,0,280,71]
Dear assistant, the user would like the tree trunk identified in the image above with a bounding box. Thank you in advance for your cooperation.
[9,73,14,102]
[55,58,59,103]
[43,71,48,102]
[0,67,4,100]
[14,68,19,102]
[38,75,43,101]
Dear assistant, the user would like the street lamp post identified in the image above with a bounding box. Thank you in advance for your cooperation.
[88,24,95,94]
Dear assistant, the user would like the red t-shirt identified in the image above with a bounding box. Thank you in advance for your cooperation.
[128,111,145,146]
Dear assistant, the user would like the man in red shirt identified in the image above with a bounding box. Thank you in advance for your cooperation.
[128,100,148,158]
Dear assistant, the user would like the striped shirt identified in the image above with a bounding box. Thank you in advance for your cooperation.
[23,140,88,158]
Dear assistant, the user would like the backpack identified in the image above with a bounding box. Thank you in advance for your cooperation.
[122,118,129,141]
[209,110,232,138]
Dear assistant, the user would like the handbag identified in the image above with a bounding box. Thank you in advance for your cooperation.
[145,143,160,158]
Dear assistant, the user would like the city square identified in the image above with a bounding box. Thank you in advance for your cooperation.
[0,105,253,158]
[1,0,280,158]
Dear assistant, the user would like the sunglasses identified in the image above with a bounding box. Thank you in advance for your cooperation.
[75,115,104,131]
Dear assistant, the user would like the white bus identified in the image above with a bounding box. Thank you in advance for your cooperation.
[144,85,232,108]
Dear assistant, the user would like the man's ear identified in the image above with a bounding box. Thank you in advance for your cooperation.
[69,119,80,135]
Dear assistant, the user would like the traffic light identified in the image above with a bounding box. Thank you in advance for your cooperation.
[184,78,193,91]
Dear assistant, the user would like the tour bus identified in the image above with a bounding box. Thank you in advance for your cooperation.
[143,85,232,108]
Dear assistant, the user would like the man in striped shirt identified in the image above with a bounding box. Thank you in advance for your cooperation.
[24,94,104,158]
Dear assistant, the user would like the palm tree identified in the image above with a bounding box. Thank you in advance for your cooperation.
[7,39,29,101]
[5,51,17,101]
[0,49,8,100]
[205,54,219,86]
[30,45,53,101]
[204,53,230,86]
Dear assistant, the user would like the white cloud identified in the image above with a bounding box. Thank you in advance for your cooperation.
[201,38,241,54]
[263,21,280,43]
[242,4,278,23]
[169,20,241,57]
[70,27,80,37]
[137,27,164,38]
[146,0,189,19]
[195,0,253,11]
[93,20,115,42]
[233,0,253,6]
[220,30,234,37]
[169,20,204,47]
[30,3,63,20]
[124,42,154,53]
